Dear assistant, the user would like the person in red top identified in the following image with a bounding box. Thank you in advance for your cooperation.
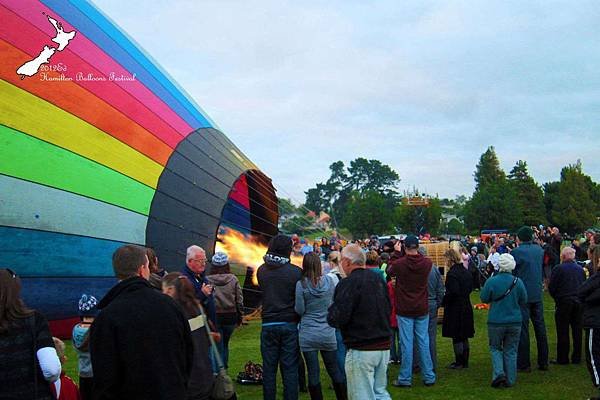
[388,277,400,364]
[387,235,436,387]
[51,337,81,400]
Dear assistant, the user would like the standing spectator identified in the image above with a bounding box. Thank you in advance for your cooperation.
[181,245,217,324]
[512,226,549,372]
[325,251,347,383]
[90,245,193,400]
[257,234,302,400]
[388,276,401,365]
[146,247,168,290]
[162,272,215,400]
[469,246,481,291]
[551,227,563,258]
[442,248,475,369]
[320,237,331,259]
[420,246,445,370]
[480,253,528,388]
[295,253,346,400]
[579,245,600,400]
[207,252,243,370]
[366,250,385,282]
[72,294,98,400]
[0,268,61,400]
[327,244,392,400]
[487,246,500,275]
[548,247,586,364]
[51,337,81,400]
[387,236,436,387]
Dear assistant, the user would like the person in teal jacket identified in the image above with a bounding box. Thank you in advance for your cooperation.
[481,253,528,388]
[511,226,549,371]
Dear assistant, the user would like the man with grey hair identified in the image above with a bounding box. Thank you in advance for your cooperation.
[548,246,586,365]
[328,244,392,400]
[181,244,216,323]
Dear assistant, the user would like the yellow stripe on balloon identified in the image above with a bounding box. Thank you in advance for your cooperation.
[0,79,162,189]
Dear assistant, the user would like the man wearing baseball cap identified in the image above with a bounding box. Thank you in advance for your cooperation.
[387,235,436,387]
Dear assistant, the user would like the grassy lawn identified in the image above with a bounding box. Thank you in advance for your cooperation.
[62,292,594,399]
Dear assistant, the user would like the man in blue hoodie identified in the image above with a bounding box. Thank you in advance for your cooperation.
[512,226,549,372]
[257,234,302,400]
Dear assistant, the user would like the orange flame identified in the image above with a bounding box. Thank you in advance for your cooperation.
[215,228,303,285]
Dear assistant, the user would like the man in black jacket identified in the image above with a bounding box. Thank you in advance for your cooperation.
[257,234,302,400]
[328,244,392,400]
[548,247,585,364]
[90,245,193,400]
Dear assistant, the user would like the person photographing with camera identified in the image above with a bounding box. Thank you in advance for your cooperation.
[182,245,217,324]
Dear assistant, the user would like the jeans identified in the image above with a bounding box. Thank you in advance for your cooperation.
[397,315,436,385]
[335,329,347,383]
[390,328,400,362]
[428,302,439,369]
[518,302,549,369]
[345,349,391,400]
[303,350,344,386]
[488,324,521,386]
[261,323,299,400]
[217,323,236,369]
[555,299,583,364]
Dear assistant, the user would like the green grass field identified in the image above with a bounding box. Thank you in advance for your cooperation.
[62,292,595,399]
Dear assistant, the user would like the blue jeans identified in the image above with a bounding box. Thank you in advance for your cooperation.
[397,315,436,385]
[390,328,400,362]
[345,349,391,400]
[518,302,549,369]
[335,329,347,383]
[261,323,299,400]
[217,323,236,369]
[303,350,344,386]
[428,302,439,370]
[488,325,521,386]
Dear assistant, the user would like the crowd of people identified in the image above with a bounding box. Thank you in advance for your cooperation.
[1,225,599,400]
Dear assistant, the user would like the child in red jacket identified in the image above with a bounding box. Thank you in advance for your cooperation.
[51,337,81,400]
[388,277,401,364]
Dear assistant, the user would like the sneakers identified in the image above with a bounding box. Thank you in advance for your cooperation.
[391,381,411,388]
[447,362,464,369]
[491,375,508,388]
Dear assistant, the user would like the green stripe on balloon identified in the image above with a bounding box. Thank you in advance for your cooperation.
[0,125,153,215]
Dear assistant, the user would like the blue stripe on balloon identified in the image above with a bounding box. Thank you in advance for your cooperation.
[21,276,117,320]
[40,0,212,129]
[221,198,252,233]
[0,226,123,277]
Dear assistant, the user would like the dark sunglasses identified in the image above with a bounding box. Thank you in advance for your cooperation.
[5,268,17,278]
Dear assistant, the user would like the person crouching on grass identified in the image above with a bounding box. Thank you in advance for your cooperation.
[480,253,527,388]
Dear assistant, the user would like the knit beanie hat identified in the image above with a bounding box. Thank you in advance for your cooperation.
[517,226,534,242]
[78,294,99,317]
[498,253,516,273]
[211,252,229,267]
[267,234,293,257]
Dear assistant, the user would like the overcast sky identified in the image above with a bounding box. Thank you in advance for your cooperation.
[96,0,600,204]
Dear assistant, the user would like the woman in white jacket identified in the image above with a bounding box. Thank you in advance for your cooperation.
[0,268,61,399]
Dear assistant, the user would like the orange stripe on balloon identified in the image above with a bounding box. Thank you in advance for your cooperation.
[0,40,171,166]
[0,5,185,149]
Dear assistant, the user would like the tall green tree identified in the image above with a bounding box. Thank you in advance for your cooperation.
[508,160,547,226]
[464,179,523,230]
[277,197,298,218]
[543,181,560,226]
[342,190,395,238]
[474,146,505,190]
[551,161,597,235]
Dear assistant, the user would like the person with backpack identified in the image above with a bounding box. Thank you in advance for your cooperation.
[481,253,528,388]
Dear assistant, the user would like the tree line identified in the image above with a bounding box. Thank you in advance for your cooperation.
[279,150,599,238]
